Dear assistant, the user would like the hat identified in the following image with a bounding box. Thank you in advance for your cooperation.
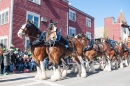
[13,48,16,51]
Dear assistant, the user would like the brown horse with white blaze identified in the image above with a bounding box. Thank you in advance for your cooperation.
[118,42,129,68]
[17,20,47,80]
[101,38,117,71]
[45,20,88,81]
[45,20,75,81]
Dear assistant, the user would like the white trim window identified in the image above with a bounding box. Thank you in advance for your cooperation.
[86,17,91,27]
[0,36,8,48]
[0,8,9,25]
[86,32,91,39]
[29,0,41,5]
[26,11,40,28]
[25,37,31,49]
[69,26,76,37]
[69,9,76,21]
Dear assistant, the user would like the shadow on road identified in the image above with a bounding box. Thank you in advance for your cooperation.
[0,76,34,83]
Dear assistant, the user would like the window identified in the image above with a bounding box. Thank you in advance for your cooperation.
[26,11,40,28]
[86,18,91,27]
[0,14,1,25]
[69,27,76,37]
[86,32,91,39]
[124,28,126,34]
[29,0,41,5]
[112,17,115,24]
[0,36,8,48]
[69,10,76,21]
[25,37,31,49]
[0,8,9,25]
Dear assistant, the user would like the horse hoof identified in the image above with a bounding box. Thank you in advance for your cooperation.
[39,75,47,80]
[51,75,57,81]
[35,75,39,80]
[89,70,96,73]
[81,73,87,78]
[76,74,81,77]
[62,71,67,78]
[120,66,123,68]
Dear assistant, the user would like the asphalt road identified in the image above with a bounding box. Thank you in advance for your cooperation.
[0,65,130,86]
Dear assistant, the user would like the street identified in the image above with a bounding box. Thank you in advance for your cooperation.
[0,64,130,86]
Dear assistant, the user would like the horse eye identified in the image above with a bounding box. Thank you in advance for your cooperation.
[50,28,52,30]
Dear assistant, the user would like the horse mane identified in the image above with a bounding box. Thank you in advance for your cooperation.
[30,23,41,34]
[26,20,41,34]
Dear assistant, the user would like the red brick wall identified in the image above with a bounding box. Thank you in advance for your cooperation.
[104,17,120,41]
[0,0,11,48]
[12,0,68,48]
[0,0,94,49]
[69,7,94,37]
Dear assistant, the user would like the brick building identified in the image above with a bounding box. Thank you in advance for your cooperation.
[0,0,94,49]
[104,10,129,41]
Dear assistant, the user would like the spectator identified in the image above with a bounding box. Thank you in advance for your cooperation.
[0,46,4,74]
[30,58,36,71]
[16,53,23,72]
[9,49,17,73]
[2,48,11,75]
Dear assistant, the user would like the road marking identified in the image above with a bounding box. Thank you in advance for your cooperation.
[33,80,64,86]
[0,74,64,86]
[17,80,64,86]
[16,82,42,86]
[0,78,33,85]
[14,74,64,86]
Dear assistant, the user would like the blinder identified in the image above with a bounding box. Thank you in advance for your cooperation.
[23,23,32,34]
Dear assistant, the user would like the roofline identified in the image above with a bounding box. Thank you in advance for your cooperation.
[69,5,95,19]
[95,27,104,29]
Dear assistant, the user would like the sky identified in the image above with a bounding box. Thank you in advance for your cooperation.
[68,0,130,28]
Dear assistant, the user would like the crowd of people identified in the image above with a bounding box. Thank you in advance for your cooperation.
[0,46,37,75]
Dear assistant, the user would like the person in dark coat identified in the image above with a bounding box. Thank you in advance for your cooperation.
[10,51,17,72]
[0,46,4,74]
[2,48,11,75]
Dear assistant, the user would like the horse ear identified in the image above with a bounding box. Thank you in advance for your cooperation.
[27,19,31,23]
[27,20,33,24]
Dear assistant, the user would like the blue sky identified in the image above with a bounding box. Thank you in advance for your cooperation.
[68,0,130,28]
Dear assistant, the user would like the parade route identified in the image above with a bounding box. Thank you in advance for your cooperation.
[0,65,130,86]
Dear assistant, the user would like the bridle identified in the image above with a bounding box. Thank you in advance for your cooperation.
[21,23,41,38]
[20,23,41,47]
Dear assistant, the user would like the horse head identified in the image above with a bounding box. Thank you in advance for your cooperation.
[46,19,58,42]
[17,20,41,39]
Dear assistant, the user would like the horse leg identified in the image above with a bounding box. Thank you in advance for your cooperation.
[104,56,111,72]
[120,56,123,68]
[111,60,115,70]
[51,64,61,81]
[85,61,90,72]
[78,56,87,78]
[70,63,76,73]
[35,66,42,80]
[39,61,47,80]
[70,55,79,73]
[128,52,130,65]
[98,57,105,70]
[61,60,67,78]
[115,57,119,69]
[89,61,96,73]
[124,58,129,67]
